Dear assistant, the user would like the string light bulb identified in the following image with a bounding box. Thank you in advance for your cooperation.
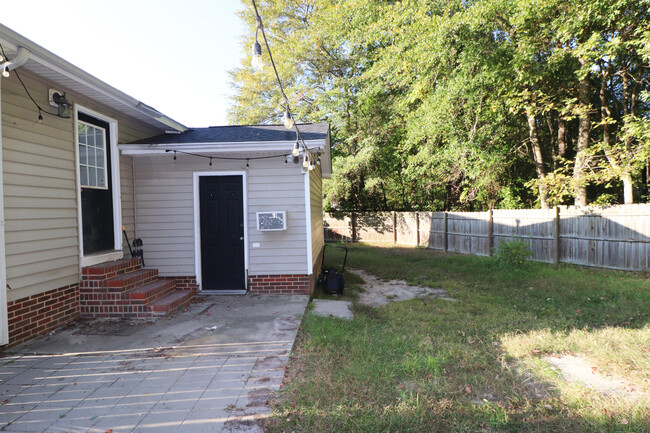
[292,140,300,157]
[173,151,177,161]
[303,153,310,168]
[283,108,294,129]
[251,41,263,71]
[209,157,212,167]
[38,111,43,124]
[251,15,264,71]
[2,67,9,78]
[246,159,250,170]
[316,152,321,166]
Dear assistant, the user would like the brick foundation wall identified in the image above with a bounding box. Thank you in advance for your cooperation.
[7,284,80,347]
[160,276,199,291]
[248,274,311,294]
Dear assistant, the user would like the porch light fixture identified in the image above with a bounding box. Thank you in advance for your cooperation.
[283,108,294,129]
[51,91,72,118]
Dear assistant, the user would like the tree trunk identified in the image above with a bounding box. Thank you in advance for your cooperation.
[558,116,568,159]
[573,59,591,206]
[527,107,550,209]
[622,174,634,204]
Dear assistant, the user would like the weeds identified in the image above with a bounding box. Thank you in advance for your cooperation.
[266,243,650,433]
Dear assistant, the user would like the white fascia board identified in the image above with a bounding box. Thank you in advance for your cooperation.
[0,24,187,132]
[119,139,327,156]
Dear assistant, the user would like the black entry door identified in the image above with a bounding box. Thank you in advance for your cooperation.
[79,113,114,255]
[200,175,245,291]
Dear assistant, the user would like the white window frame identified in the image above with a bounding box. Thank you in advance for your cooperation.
[74,105,123,267]
[77,120,109,190]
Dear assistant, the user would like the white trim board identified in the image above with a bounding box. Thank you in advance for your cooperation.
[304,169,313,275]
[193,171,249,292]
[74,105,124,268]
[0,76,9,345]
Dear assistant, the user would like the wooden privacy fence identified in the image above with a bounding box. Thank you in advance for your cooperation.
[324,204,650,271]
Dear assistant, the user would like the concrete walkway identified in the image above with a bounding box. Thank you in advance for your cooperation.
[0,294,309,433]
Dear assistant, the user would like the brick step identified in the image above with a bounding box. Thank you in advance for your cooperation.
[82,258,142,279]
[105,269,158,292]
[150,290,194,316]
[126,279,177,304]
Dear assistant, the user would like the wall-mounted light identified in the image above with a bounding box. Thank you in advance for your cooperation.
[49,89,72,118]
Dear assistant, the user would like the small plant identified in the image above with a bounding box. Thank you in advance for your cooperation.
[492,239,532,268]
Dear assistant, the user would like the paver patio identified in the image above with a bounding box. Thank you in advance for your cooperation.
[0,294,308,433]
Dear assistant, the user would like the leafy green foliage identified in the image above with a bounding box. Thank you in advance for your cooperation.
[492,239,533,268]
[230,0,650,210]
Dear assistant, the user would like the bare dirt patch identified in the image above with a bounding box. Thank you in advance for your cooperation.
[544,354,645,402]
[349,268,456,307]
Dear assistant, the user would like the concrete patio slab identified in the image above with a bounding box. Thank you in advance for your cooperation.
[0,294,309,433]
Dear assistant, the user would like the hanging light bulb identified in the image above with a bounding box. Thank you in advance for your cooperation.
[246,159,250,170]
[303,153,310,168]
[0,54,4,62]
[38,111,43,124]
[251,15,264,71]
[292,140,300,157]
[283,108,294,129]
[209,157,213,167]
[173,151,177,161]
[251,41,263,71]
[2,67,9,78]
[316,152,321,166]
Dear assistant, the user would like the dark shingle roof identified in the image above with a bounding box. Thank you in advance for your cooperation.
[129,123,329,145]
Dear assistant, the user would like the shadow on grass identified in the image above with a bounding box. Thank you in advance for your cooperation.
[271,243,649,433]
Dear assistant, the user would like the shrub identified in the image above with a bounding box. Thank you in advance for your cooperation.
[492,239,532,268]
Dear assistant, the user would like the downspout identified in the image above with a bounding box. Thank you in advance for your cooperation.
[0,47,29,345]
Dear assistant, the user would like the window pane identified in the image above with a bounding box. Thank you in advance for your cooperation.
[89,167,97,187]
[79,144,87,165]
[87,128,95,146]
[97,168,105,188]
[78,124,87,144]
[95,130,105,149]
[88,147,96,167]
[96,148,105,169]
[80,166,88,186]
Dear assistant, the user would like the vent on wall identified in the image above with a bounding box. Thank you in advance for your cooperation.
[256,211,287,231]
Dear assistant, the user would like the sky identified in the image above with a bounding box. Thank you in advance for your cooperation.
[1,0,248,127]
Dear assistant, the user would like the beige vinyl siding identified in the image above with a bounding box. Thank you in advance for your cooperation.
[309,165,324,269]
[133,155,309,278]
[2,70,162,302]
[2,73,78,301]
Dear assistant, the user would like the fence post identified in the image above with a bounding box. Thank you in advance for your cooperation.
[554,206,560,266]
[415,212,420,247]
[393,211,398,244]
[487,209,494,256]
[444,212,449,252]
[351,213,357,243]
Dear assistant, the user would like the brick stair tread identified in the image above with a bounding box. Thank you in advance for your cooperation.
[106,269,157,288]
[150,290,193,313]
[126,280,176,300]
[82,258,141,275]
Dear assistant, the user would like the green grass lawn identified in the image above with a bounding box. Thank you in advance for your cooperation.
[266,243,650,433]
